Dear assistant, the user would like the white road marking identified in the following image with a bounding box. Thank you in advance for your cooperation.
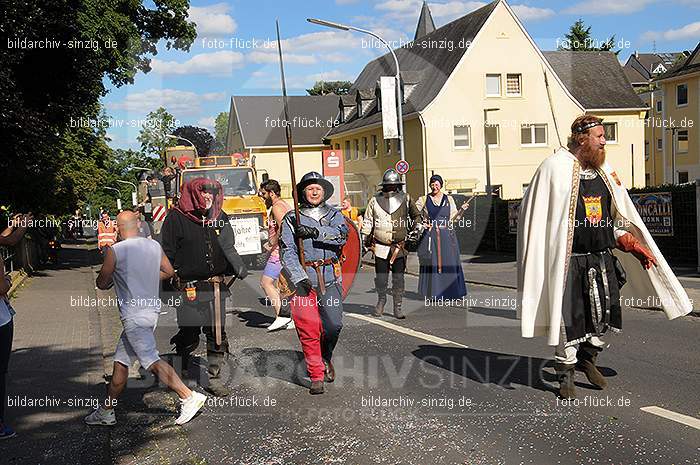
[346,313,468,348]
[640,406,700,430]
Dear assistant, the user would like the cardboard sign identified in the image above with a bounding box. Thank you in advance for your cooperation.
[230,217,262,255]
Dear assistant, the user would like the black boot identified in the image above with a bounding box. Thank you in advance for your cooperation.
[576,344,607,389]
[555,363,576,399]
[170,331,198,377]
[205,348,230,397]
[373,293,387,317]
[392,290,405,319]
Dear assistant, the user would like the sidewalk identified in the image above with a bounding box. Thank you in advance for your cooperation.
[363,252,700,313]
[3,244,110,464]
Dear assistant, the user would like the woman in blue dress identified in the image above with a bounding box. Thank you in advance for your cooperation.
[416,175,470,300]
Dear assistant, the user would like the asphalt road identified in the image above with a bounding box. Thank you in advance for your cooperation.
[146,267,700,465]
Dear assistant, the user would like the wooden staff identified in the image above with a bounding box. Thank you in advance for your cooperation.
[276,20,305,266]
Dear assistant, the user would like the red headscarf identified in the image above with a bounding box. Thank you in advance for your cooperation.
[176,177,224,226]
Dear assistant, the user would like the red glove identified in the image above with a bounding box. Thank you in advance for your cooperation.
[617,232,657,269]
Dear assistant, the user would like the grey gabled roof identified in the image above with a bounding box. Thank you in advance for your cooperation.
[654,42,700,82]
[327,0,499,137]
[623,65,648,84]
[543,51,646,109]
[623,51,690,84]
[232,95,338,147]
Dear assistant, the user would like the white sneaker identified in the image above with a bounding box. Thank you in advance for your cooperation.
[84,407,116,425]
[175,391,207,425]
[267,317,292,332]
[286,320,295,330]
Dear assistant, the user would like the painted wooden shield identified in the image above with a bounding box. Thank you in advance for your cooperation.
[340,215,362,299]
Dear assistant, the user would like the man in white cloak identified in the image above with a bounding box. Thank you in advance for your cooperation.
[517,114,692,399]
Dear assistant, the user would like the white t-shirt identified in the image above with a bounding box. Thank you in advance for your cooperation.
[111,237,162,317]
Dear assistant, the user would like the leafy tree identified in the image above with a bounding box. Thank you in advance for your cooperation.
[306,80,353,96]
[0,0,196,215]
[213,111,229,154]
[137,107,178,162]
[558,19,616,52]
[172,125,214,157]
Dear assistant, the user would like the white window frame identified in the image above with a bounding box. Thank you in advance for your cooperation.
[344,140,351,162]
[362,137,369,159]
[353,139,359,160]
[505,73,522,97]
[520,123,547,147]
[603,122,618,144]
[371,134,378,158]
[677,83,688,107]
[677,129,689,154]
[453,125,471,150]
[657,138,663,151]
[485,123,500,148]
[485,74,501,97]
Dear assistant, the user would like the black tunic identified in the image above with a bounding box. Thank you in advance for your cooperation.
[562,170,622,344]
[572,171,616,253]
[161,208,231,281]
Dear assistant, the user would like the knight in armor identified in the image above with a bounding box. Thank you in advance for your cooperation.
[279,172,348,395]
[361,169,422,319]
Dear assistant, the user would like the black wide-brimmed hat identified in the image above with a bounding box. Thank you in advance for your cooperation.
[296,171,334,203]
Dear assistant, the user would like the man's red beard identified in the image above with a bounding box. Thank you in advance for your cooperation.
[578,141,606,170]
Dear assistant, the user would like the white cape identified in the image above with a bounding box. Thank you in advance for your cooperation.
[517,148,692,346]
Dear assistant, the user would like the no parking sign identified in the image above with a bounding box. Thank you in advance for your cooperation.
[395,160,410,175]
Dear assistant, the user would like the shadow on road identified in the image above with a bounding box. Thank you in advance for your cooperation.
[238,347,308,388]
[468,306,518,320]
[237,310,274,328]
[412,345,559,395]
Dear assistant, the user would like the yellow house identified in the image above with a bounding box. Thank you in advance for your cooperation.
[326,0,647,204]
[646,42,700,184]
[225,95,338,201]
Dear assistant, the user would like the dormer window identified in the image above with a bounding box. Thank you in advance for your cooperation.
[400,71,421,103]
[356,89,375,118]
[338,95,355,123]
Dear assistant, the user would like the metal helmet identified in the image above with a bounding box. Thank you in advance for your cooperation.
[379,168,404,187]
[296,171,334,204]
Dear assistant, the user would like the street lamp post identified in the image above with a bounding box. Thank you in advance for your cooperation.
[116,180,138,206]
[167,134,199,158]
[307,18,405,181]
[483,108,500,195]
[104,186,122,211]
[665,126,678,184]
[483,108,500,252]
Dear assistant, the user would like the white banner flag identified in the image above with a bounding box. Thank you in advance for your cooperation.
[380,76,399,139]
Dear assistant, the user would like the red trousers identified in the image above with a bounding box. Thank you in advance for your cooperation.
[291,290,325,381]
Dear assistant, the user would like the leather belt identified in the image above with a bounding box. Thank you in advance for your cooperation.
[304,258,335,295]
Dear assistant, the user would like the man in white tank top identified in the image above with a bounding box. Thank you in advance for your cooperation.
[85,211,206,426]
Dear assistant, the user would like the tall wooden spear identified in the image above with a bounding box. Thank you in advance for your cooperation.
[276,19,305,265]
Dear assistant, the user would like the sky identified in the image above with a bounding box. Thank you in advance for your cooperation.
[102,0,700,150]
